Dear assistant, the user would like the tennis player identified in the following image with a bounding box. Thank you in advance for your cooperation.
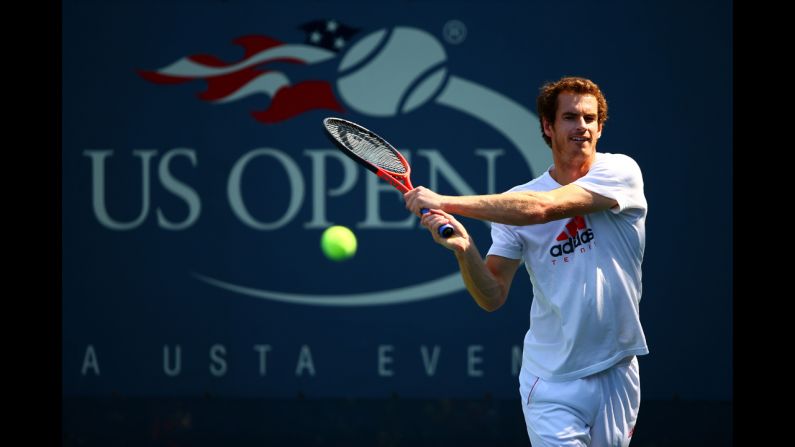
[404,76,648,446]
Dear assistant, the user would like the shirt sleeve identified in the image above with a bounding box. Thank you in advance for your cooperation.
[487,222,524,259]
[573,153,646,215]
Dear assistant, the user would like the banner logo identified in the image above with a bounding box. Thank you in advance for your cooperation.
[133,20,552,307]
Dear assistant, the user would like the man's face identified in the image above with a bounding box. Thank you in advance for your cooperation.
[543,92,602,158]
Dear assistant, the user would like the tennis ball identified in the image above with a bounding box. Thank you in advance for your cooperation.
[320,225,358,261]
[337,27,448,116]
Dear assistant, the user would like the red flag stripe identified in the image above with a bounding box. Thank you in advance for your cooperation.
[252,81,344,124]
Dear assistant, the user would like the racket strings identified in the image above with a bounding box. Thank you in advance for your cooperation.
[328,122,407,174]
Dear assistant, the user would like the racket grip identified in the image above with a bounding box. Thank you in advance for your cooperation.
[420,208,454,239]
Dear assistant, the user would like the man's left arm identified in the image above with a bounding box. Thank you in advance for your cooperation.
[404,184,617,226]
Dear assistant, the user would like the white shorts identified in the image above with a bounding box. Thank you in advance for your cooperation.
[518,356,640,447]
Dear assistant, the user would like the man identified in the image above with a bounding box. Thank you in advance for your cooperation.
[404,76,648,446]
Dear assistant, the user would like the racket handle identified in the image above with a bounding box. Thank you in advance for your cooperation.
[420,208,454,239]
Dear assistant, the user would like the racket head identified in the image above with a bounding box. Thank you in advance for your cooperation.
[323,117,411,179]
[322,117,454,239]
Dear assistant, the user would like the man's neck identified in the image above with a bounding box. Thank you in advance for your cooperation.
[549,153,597,185]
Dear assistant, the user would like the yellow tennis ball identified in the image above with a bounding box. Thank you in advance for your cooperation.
[321,225,357,261]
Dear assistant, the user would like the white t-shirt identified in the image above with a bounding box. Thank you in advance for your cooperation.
[487,152,648,382]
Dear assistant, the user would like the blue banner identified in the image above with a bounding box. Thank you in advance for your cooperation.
[62,0,733,402]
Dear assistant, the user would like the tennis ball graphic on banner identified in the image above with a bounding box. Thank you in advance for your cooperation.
[321,225,358,261]
[337,27,448,116]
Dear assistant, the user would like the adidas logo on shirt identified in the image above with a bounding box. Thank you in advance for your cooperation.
[549,216,595,258]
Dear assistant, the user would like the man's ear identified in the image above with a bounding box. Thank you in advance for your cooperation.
[542,117,553,137]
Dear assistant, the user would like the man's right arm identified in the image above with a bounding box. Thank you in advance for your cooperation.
[456,247,521,312]
[421,210,521,312]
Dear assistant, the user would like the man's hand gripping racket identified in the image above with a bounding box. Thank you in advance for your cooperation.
[323,117,454,238]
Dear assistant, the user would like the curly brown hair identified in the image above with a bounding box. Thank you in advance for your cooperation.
[536,77,608,148]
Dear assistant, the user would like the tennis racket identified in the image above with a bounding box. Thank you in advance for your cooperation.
[323,117,454,239]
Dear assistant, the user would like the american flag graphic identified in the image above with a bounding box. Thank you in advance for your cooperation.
[138,19,359,124]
